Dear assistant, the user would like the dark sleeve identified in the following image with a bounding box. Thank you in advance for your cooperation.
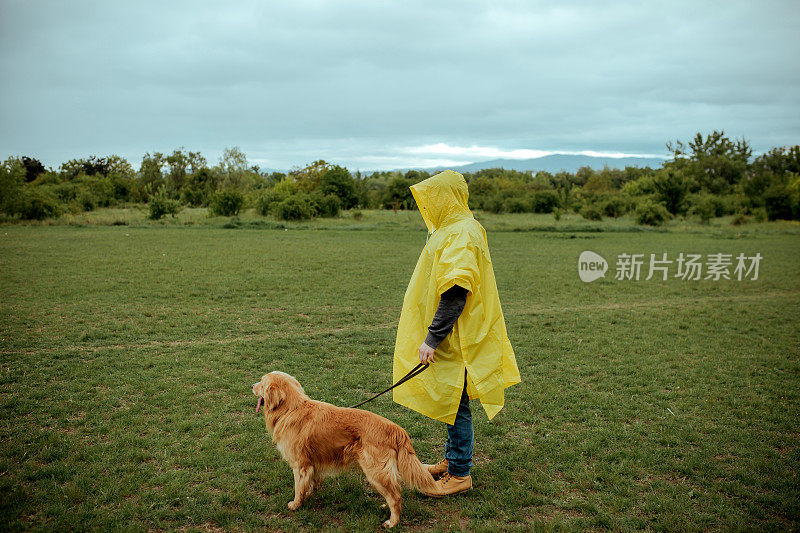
[424,285,469,349]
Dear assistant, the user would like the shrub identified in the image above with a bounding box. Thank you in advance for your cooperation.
[621,174,657,196]
[255,188,289,216]
[634,200,671,226]
[720,194,744,216]
[691,200,715,224]
[31,171,62,186]
[731,213,748,225]
[210,189,245,217]
[530,190,560,213]
[275,194,316,221]
[652,169,690,215]
[16,188,62,220]
[688,193,725,223]
[468,176,499,198]
[319,166,358,209]
[352,209,363,221]
[687,193,720,223]
[255,180,297,216]
[753,208,767,222]
[109,174,135,202]
[148,187,181,220]
[502,197,529,213]
[579,204,603,221]
[602,197,627,218]
[181,168,217,207]
[483,194,505,214]
[0,158,26,215]
[81,176,116,208]
[382,176,416,210]
[49,182,80,204]
[553,208,562,221]
[181,187,206,208]
[763,184,798,221]
[78,191,97,212]
[312,193,341,218]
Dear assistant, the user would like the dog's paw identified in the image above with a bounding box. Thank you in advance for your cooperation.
[287,501,300,511]
[382,519,397,529]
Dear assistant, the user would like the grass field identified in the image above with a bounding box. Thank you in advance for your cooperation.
[14,204,795,235]
[1,210,799,531]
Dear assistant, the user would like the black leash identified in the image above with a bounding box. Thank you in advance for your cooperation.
[349,362,429,409]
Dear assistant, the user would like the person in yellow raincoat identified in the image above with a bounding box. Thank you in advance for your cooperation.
[392,169,521,495]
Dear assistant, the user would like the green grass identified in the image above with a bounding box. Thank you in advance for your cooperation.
[12,205,800,237]
[1,213,798,531]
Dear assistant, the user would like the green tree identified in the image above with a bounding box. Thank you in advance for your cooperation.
[137,152,166,201]
[574,166,595,187]
[666,131,751,194]
[16,188,62,220]
[383,176,416,210]
[467,175,498,197]
[148,185,181,220]
[21,156,46,182]
[552,171,575,211]
[210,189,245,216]
[217,147,251,190]
[319,165,358,208]
[59,157,96,180]
[742,145,800,202]
[262,171,287,188]
[165,148,206,195]
[530,190,560,213]
[583,171,612,193]
[652,168,690,215]
[0,157,26,215]
[275,193,317,220]
[290,160,331,193]
[181,167,217,207]
[105,155,135,180]
[635,199,671,226]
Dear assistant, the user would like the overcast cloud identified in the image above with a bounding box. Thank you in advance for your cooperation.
[1,0,798,170]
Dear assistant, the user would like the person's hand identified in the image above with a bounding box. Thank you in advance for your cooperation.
[418,342,435,364]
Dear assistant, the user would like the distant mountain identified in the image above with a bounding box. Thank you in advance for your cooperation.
[419,154,666,175]
[264,153,667,176]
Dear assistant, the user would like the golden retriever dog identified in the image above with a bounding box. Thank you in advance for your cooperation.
[252,371,442,528]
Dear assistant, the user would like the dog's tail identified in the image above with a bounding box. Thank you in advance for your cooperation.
[395,430,442,497]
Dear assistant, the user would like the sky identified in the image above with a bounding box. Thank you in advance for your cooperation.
[1,0,798,171]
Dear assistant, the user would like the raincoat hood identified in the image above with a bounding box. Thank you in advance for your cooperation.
[393,170,521,425]
[409,170,472,233]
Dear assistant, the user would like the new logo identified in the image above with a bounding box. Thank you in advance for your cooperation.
[578,251,608,283]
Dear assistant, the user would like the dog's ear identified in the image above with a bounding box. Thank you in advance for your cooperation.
[266,383,286,410]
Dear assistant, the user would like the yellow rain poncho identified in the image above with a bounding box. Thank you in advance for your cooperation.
[392,170,521,425]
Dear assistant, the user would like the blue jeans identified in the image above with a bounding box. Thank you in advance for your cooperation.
[445,375,473,477]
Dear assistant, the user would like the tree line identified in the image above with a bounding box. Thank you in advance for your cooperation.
[1,132,798,225]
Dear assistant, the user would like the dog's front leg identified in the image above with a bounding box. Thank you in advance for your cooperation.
[288,465,315,510]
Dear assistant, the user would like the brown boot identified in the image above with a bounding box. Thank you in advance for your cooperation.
[432,472,472,497]
[425,458,448,478]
